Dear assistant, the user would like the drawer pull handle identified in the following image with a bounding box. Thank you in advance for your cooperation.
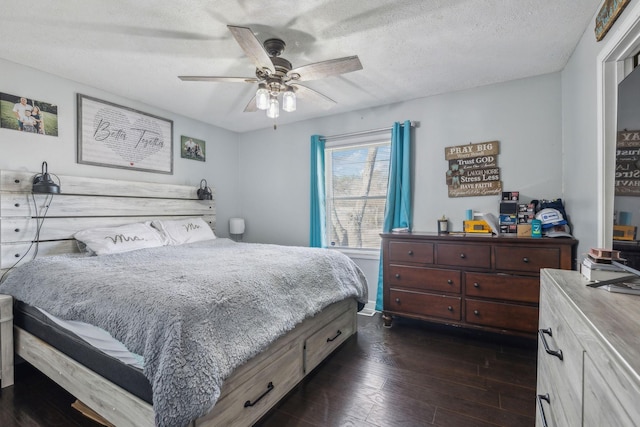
[14,253,21,258]
[244,382,274,408]
[407,250,414,256]
[395,273,400,279]
[447,306,453,311]
[395,297,401,304]
[473,282,479,288]
[327,330,342,342]
[14,203,20,208]
[536,393,551,427]
[447,279,453,285]
[459,253,466,259]
[523,257,529,263]
[473,310,479,316]
[539,328,563,360]
[14,228,20,233]
[14,179,20,184]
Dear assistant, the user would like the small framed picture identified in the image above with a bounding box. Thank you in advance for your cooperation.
[0,92,59,136]
[181,135,206,162]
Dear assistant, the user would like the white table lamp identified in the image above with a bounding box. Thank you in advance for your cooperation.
[229,218,245,241]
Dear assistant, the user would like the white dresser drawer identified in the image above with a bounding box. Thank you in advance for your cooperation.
[537,275,583,426]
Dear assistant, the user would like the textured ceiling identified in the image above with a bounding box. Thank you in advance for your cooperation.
[0,0,602,133]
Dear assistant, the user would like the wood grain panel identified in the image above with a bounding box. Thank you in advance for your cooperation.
[389,288,461,320]
[495,246,560,273]
[15,328,155,427]
[465,299,538,333]
[465,272,539,303]
[387,265,461,293]
[0,295,13,388]
[436,243,491,268]
[0,170,213,199]
[1,194,214,218]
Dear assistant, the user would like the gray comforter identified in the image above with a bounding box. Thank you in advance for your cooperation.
[0,238,368,427]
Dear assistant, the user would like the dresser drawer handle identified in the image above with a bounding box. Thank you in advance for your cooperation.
[244,382,274,408]
[473,282,479,288]
[14,228,20,233]
[447,279,453,285]
[523,257,529,263]
[536,393,551,427]
[395,273,400,279]
[539,328,563,360]
[473,310,479,316]
[459,253,466,259]
[14,203,20,208]
[395,298,401,304]
[447,306,453,311]
[327,330,342,342]
[407,250,413,256]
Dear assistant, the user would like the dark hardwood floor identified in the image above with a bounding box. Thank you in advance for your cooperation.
[0,313,537,426]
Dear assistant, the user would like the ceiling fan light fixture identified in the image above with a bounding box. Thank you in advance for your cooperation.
[282,88,296,112]
[256,84,269,110]
[266,96,280,119]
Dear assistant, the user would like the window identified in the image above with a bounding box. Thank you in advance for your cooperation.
[325,138,390,250]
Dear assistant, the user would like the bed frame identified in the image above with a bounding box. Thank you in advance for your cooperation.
[0,169,358,426]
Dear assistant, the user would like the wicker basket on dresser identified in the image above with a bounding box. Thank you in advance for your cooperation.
[380,232,577,337]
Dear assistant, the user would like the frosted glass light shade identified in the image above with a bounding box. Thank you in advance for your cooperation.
[229,218,245,234]
[282,89,296,112]
[256,84,269,110]
[266,97,279,119]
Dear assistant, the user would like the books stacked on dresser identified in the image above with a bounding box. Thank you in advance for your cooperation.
[581,248,640,295]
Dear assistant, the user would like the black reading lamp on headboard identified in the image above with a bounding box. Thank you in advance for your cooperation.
[32,161,60,194]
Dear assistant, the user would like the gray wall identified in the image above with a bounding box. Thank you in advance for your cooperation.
[0,58,241,237]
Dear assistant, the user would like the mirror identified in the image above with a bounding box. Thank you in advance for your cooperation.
[614,60,640,268]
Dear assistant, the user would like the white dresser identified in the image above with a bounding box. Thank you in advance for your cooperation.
[537,269,640,426]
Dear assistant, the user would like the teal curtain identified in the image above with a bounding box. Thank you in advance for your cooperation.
[376,121,412,311]
[310,135,326,247]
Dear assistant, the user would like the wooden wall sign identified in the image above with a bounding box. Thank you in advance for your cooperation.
[595,0,631,42]
[445,141,502,198]
[615,130,640,196]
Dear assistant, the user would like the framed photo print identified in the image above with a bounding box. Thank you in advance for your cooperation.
[77,94,173,174]
[180,135,206,162]
[0,92,59,136]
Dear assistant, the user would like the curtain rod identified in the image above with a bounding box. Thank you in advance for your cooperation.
[320,120,417,142]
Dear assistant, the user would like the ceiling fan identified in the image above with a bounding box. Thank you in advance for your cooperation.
[179,25,363,122]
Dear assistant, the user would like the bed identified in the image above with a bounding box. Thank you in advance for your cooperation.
[0,169,368,427]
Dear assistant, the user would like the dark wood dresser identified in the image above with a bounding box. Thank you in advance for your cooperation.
[381,232,577,337]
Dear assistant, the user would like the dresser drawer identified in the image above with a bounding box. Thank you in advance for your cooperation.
[388,241,434,264]
[388,265,461,293]
[466,300,538,333]
[436,243,490,268]
[389,288,461,320]
[536,277,583,427]
[494,246,560,273]
[304,308,354,373]
[465,272,539,303]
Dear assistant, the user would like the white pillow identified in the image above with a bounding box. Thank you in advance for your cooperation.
[74,222,167,255]
[151,217,216,245]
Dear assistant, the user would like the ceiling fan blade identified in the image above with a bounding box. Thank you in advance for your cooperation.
[288,56,362,82]
[178,76,259,83]
[290,84,336,109]
[243,96,258,112]
[227,25,275,74]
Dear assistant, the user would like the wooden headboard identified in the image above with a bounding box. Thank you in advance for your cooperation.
[0,170,215,276]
